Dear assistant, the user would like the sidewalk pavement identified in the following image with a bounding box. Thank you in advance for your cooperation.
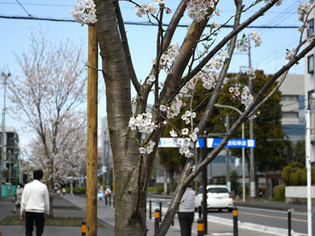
[0,193,304,236]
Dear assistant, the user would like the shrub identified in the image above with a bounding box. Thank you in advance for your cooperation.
[281,166,292,185]
[156,185,164,194]
[281,163,314,186]
[274,184,285,201]
[74,187,86,194]
[292,169,304,186]
[147,187,155,192]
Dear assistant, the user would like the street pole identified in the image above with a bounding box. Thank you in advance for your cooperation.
[306,108,312,236]
[0,72,9,199]
[241,122,245,202]
[8,150,11,194]
[86,24,98,236]
[248,36,256,199]
[214,104,246,202]
[202,137,208,235]
[226,112,230,192]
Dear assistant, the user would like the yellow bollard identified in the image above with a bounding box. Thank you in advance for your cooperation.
[81,219,86,236]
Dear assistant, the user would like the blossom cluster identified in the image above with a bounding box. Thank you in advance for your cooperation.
[229,86,253,110]
[297,1,313,22]
[186,0,219,22]
[129,112,156,134]
[236,38,250,52]
[159,96,186,119]
[236,31,261,52]
[246,67,256,79]
[249,31,262,47]
[181,111,197,124]
[169,128,199,158]
[180,78,198,94]
[72,0,97,24]
[157,43,180,74]
[146,74,156,85]
[139,141,156,154]
[196,69,216,90]
[135,3,157,17]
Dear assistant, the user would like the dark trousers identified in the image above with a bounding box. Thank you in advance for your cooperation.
[25,212,45,236]
[178,212,194,236]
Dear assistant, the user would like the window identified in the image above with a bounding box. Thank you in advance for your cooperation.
[308,19,314,37]
[282,95,298,102]
[282,112,298,119]
[308,54,314,74]
[308,90,314,108]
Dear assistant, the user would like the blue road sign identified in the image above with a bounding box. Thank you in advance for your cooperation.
[207,138,256,148]
[158,138,255,148]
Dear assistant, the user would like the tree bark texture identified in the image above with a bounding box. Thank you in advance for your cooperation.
[95,1,147,235]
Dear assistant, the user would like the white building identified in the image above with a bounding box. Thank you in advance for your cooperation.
[279,74,305,142]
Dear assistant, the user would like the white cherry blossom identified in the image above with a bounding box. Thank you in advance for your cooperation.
[146,75,156,85]
[135,3,157,18]
[72,0,97,24]
[250,31,262,47]
[170,129,178,138]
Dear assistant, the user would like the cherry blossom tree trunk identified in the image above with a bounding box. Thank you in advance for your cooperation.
[91,0,315,235]
[95,1,148,234]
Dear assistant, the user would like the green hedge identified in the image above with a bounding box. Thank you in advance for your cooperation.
[282,162,313,186]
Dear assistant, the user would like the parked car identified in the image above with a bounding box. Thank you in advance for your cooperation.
[194,185,233,212]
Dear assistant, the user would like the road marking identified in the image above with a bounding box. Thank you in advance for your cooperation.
[208,233,233,235]
[239,211,307,223]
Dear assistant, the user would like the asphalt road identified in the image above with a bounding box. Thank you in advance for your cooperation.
[211,206,307,235]
[148,196,308,235]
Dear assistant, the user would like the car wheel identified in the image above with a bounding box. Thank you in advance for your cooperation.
[218,208,222,212]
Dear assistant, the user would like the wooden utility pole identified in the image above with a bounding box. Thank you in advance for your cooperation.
[86,24,98,236]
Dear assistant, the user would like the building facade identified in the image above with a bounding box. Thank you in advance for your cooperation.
[279,74,305,142]
[0,126,20,184]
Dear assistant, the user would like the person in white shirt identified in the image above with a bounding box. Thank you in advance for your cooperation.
[178,184,195,236]
[20,169,50,236]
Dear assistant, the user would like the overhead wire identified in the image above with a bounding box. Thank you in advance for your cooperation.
[259,1,300,35]
[252,37,299,65]
[15,0,33,17]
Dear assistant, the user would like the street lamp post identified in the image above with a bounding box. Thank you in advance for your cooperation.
[214,104,246,202]
[8,150,11,195]
[306,108,312,236]
[0,72,10,199]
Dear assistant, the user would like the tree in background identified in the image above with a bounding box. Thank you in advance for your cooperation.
[214,70,288,174]
[71,0,315,234]
[27,116,87,187]
[7,31,87,217]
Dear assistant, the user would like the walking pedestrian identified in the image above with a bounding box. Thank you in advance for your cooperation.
[178,184,195,236]
[20,169,50,236]
[12,183,24,213]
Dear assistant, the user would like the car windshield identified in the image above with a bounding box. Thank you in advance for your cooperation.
[207,188,228,193]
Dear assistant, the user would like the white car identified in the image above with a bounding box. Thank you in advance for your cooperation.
[194,185,233,212]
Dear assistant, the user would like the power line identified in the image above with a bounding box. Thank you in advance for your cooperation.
[15,0,33,17]
[259,1,299,35]
[0,15,300,29]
